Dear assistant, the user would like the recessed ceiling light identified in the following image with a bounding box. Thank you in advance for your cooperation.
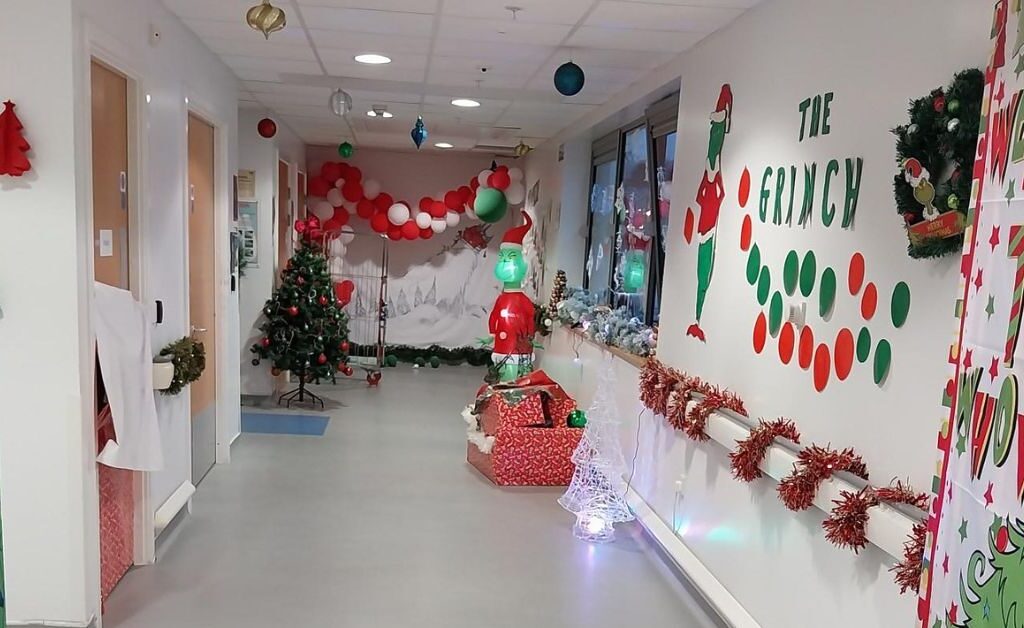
[367,109,393,118]
[355,53,391,65]
[451,98,480,108]
[435,142,454,149]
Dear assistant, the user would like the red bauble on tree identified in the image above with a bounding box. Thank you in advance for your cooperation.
[339,340,350,353]
[257,117,277,138]
[288,305,300,317]
[317,353,328,365]
[261,337,271,348]
[0,101,32,177]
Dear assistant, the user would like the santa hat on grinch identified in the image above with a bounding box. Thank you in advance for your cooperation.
[710,84,733,132]
[500,210,533,251]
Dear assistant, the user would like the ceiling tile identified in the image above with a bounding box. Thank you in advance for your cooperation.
[438,16,571,46]
[163,0,254,21]
[552,47,676,70]
[565,26,707,52]
[298,6,434,36]
[307,29,433,54]
[586,1,743,32]
[183,18,311,44]
[613,0,759,6]
[432,39,555,63]
[293,0,437,12]
[441,0,593,25]
[203,37,317,61]
[220,54,323,74]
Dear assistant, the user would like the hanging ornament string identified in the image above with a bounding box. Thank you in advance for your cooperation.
[730,418,802,482]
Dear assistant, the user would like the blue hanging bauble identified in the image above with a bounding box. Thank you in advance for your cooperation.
[554,61,585,96]
[411,116,428,149]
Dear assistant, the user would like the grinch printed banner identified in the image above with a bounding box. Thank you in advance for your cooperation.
[922,2,1024,626]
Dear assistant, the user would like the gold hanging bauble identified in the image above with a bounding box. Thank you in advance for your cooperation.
[514,141,533,158]
[246,0,287,39]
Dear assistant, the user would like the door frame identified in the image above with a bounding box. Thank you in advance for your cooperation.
[81,23,151,612]
[182,91,233,472]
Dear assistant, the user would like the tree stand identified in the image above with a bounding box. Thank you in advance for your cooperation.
[278,378,324,409]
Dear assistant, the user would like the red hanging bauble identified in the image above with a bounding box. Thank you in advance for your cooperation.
[257,117,278,138]
[317,353,328,365]
[339,340,350,353]
[288,305,300,317]
[319,295,329,306]
[261,337,271,348]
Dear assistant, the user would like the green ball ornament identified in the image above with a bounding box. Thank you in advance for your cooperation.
[384,354,398,368]
[474,187,508,224]
[947,194,961,210]
[429,356,441,368]
[414,356,426,367]
[948,99,960,114]
[338,142,354,158]
[567,409,587,428]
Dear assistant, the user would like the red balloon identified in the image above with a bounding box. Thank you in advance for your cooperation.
[323,218,340,232]
[321,162,342,183]
[337,162,351,178]
[458,185,472,204]
[342,180,363,202]
[420,227,434,239]
[356,199,375,219]
[387,226,402,241]
[346,167,362,183]
[331,207,350,226]
[307,176,331,198]
[339,279,355,296]
[444,190,462,210]
[307,215,321,230]
[401,220,420,240]
[430,200,446,219]
[374,193,394,213]
[495,164,509,173]
[419,197,433,213]
[467,191,476,209]
[489,170,511,191]
[470,178,480,191]
[257,118,277,138]
[370,213,390,233]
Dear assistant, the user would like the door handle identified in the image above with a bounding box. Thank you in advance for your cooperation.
[191,325,208,334]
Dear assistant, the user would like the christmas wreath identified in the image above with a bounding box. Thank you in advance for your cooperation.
[893,68,984,259]
[159,336,206,395]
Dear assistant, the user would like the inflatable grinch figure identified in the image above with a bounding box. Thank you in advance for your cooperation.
[488,211,536,382]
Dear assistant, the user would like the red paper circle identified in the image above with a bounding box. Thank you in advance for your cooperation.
[342,180,363,202]
[753,313,768,354]
[684,208,695,244]
[849,253,865,295]
[834,329,855,381]
[370,213,389,233]
[401,220,420,240]
[778,323,795,364]
[420,227,434,239]
[445,190,463,210]
[738,167,751,208]
[798,326,815,370]
[740,214,752,252]
[374,193,394,213]
[307,176,331,198]
[321,162,342,183]
[387,226,402,241]
[356,199,375,219]
[861,282,878,320]
[813,344,831,392]
[430,200,447,219]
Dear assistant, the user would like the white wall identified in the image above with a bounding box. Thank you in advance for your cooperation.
[1,0,239,623]
[238,109,305,397]
[537,1,992,626]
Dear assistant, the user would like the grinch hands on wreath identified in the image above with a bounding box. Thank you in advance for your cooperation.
[482,211,536,382]
[685,84,733,343]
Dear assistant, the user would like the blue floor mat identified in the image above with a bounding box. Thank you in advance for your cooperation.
[241,412,329,436]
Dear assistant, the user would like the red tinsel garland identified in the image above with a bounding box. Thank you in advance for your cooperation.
[823,489,879,553]
[730,418,802,482]
[665,381,693,431]
[685,388,748,442]
[777,445,869,512]
[638,361,663,412]
[875,481,930,512]
[892,522,927,595]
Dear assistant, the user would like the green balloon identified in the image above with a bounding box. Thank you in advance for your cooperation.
[384,354,398,367]
[474,187,508,223]
[337,141,354,158]
[429,356,441,368]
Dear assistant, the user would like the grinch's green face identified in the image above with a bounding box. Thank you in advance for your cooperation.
[707,120,727,167]
[495,248,528,287]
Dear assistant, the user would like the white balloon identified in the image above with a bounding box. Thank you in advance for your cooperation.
[338,225,356,245]
[362,179,381,200]
[478,170,493,187]
[415,211,432,229]
[335,178,345,189]
[329,238,346,258]
[311,200,334,220]
[326,188,344,207]
[343,200,358,213]
[329,257,345,279]
[508,167,524,183]
[506,183,526,205]
[465,206,477,220]
[445,210,461,228]
[387,202,410,225]
[431,219,447,234]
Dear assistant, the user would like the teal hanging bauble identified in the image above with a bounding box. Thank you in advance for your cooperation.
[554,61,585,96]
[337,141,354,158]
[411,116,428,149]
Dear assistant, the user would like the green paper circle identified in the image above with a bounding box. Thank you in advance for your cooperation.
[799,251,817,298]
[874,339,892,385]
[769,291,784,336]
[856,328,871,363]
[783,251,800,296]
[746,244,762,286]
[757,267,771,306]
[891,282,911,328]
[819,268,837,317]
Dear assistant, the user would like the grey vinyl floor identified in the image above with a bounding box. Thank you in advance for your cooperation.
[104,366,719,627]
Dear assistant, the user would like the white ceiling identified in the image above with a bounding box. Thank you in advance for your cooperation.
[163,0,761,152]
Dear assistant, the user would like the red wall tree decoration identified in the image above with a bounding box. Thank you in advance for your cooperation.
[0,100,31,177]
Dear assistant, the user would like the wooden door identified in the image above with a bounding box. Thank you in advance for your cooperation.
[91,61,129,289]
[187,113,217,485]
[297,171,307,221]
[276,161,291,286]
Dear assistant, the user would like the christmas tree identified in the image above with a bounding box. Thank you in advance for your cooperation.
[0,101,31,177]
[250,217,351,407]
[558,359,635,542]
[957,516,1024,627]
[548,269,568,314]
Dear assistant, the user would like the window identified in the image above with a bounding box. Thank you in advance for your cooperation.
[583,93,679,325]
